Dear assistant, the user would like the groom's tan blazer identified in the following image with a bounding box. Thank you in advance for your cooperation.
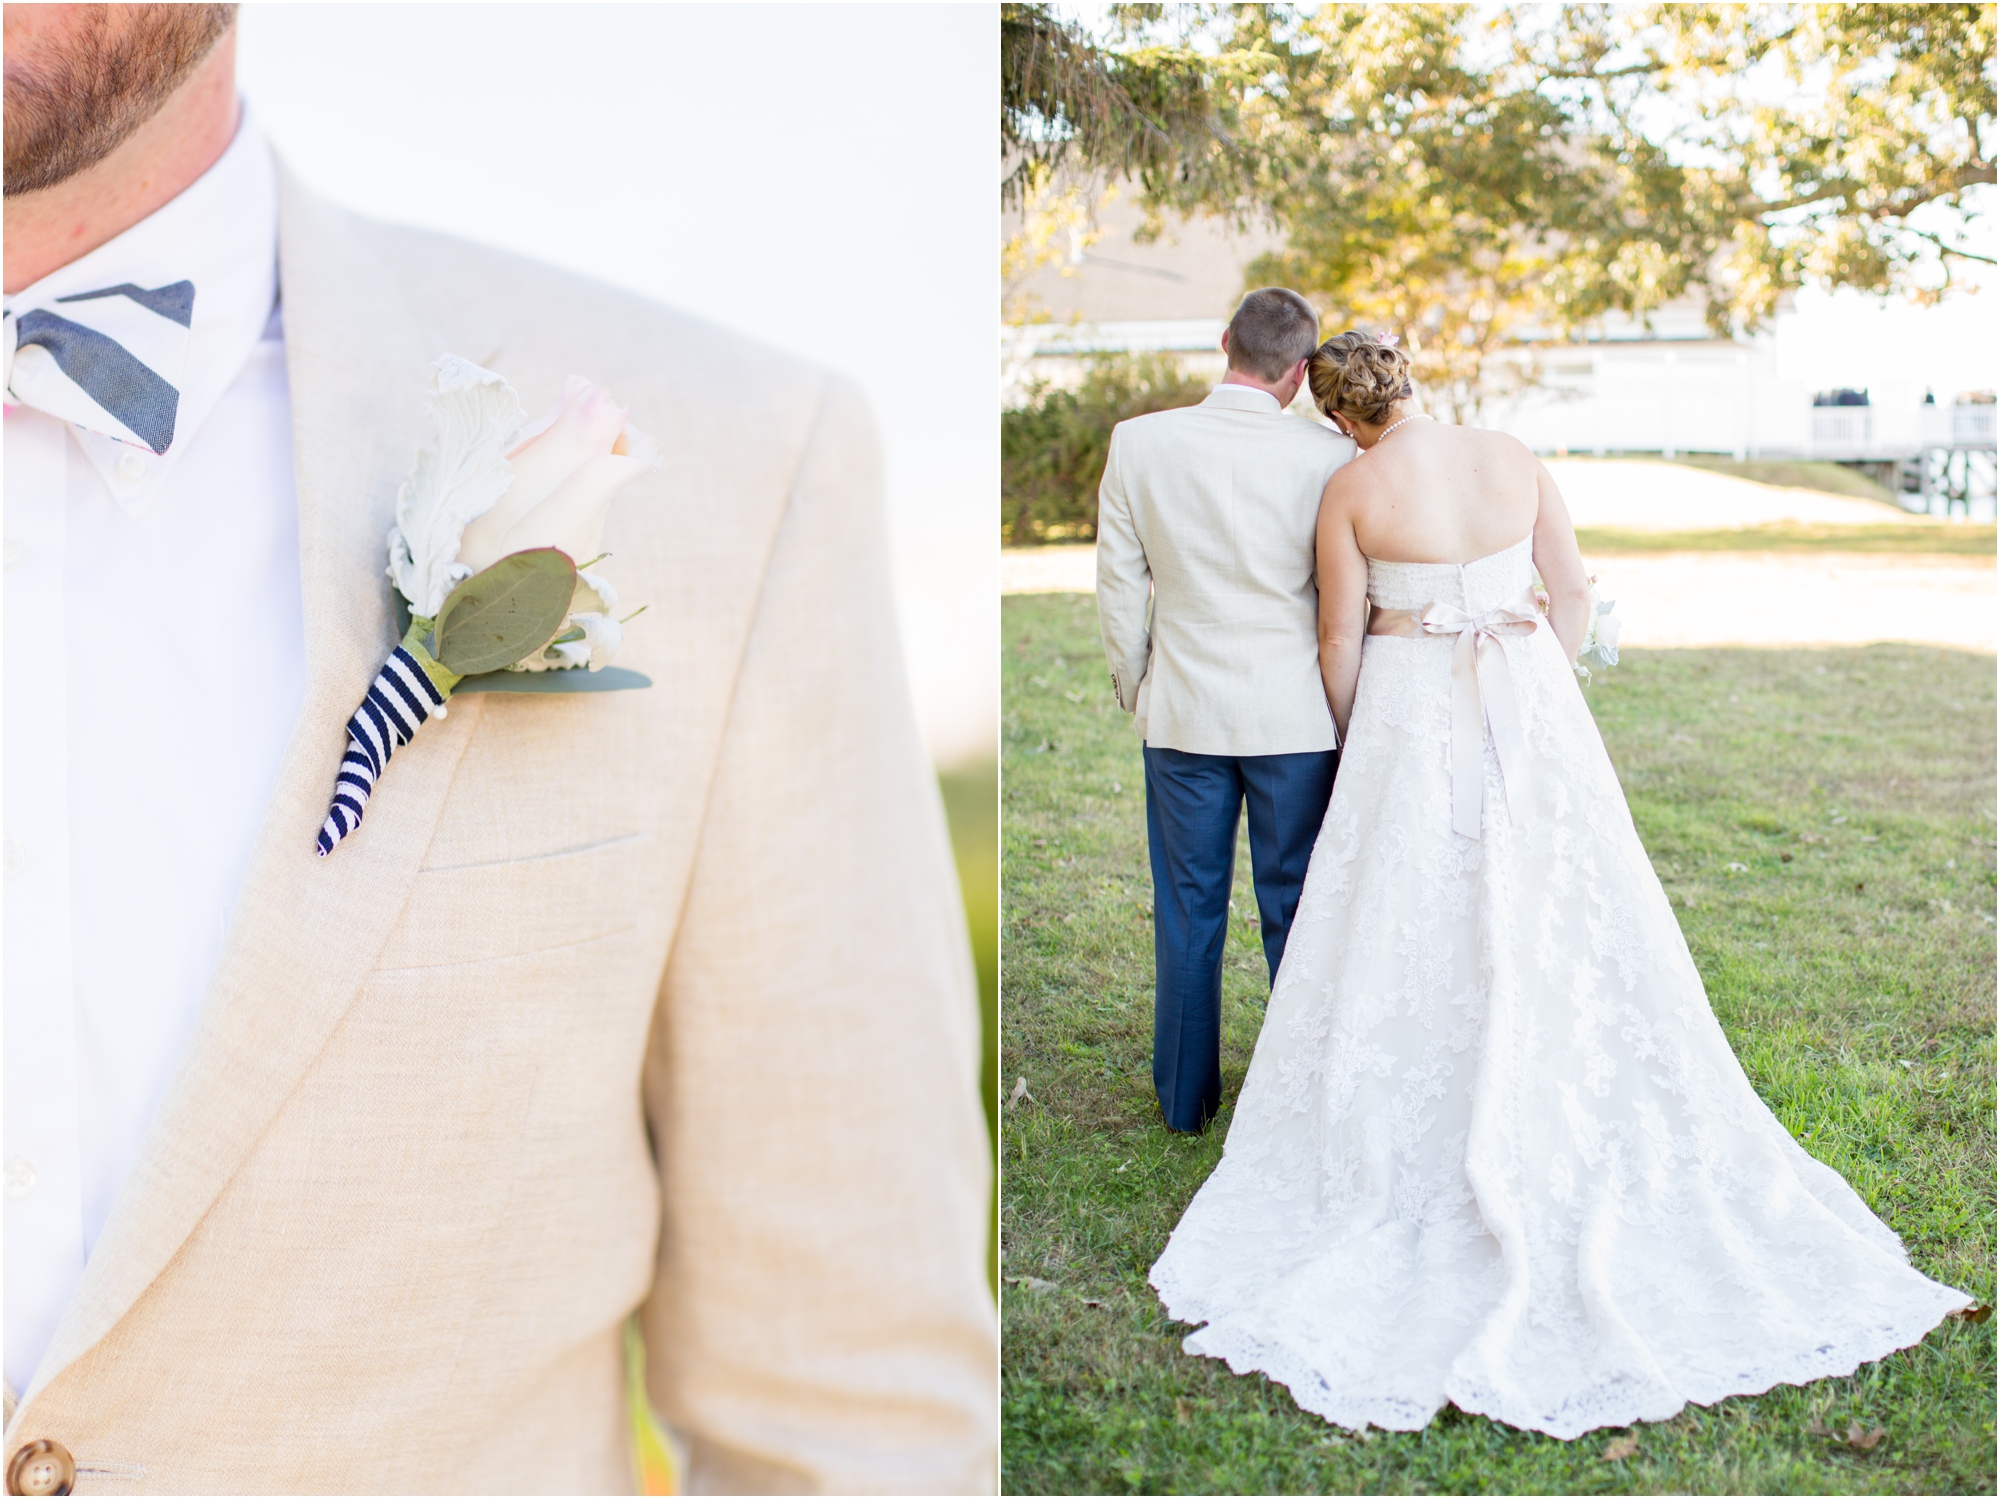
[1,166,995,1495]
[1095,384,1355,757]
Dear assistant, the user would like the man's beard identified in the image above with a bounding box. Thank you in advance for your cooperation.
[4,4,237,197]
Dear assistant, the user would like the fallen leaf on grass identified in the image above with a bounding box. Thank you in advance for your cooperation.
[1007,1275,1058,1294]
[1007,1076,1035,1110]
[1080,1298,1107,1309]
[1175,1399,1192,1427]
[1951,1304,1993,1324]
[1602,1434,1640,1462]
[1845,1422,1885,1451]
[1727,862,1749,874]
[1780,852,1793,863]
[1115,1158,1132,1173]
[1807,1416,1829,1437]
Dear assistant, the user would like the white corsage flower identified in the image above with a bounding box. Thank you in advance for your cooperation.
[1530,569,1622,684]
[318,356,660,858]
[538,570,626,671]
[1576,576,1621,682]
[390,361,658,670]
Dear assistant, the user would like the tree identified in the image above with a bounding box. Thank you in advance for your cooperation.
[1515,3,1996,329]
[1001,5,1265,332]
[1001,3,1244,210]
[1213,5,1615,422]
[1046,5,1993,415]
[1002,174,1107,328]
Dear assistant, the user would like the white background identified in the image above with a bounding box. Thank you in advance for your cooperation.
[1776,278,1999,394]
[239,3,998,766]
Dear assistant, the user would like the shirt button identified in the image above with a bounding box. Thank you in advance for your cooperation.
[7,1439,75,1496]
[3,1157,35,1199]
[116,449,148,482]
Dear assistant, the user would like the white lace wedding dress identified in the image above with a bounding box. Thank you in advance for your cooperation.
[1149,536,1970,1440]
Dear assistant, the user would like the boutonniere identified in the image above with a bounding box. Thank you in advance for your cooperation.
[317,355,658,857]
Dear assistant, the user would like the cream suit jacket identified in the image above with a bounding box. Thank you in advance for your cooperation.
[1,165,996,1495]
[1095,384,1355,756]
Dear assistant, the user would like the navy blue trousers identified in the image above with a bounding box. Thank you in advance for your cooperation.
[1145,744,1339,1133]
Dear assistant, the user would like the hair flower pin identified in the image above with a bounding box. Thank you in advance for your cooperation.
[317,355,659,857]
[1372,331,1400,348]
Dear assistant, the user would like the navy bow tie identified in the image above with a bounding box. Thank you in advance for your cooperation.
[4,280,195,455]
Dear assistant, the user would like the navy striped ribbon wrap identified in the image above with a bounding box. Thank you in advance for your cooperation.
[316,639,453,857]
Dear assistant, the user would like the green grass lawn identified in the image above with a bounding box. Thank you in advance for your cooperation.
[1572,522,1995,555]
[1000,591,1995,1496]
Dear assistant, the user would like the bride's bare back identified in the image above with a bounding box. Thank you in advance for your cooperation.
[1313,416,1592,739]
[1335,419,1542,564]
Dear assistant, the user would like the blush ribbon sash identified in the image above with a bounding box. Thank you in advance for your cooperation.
[1368,587,1543,840]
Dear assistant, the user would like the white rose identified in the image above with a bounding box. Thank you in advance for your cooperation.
[457,374,660,575]
[387,360,657,672]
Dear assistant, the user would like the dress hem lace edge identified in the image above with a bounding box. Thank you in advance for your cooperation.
[1153,1276,1972,1441]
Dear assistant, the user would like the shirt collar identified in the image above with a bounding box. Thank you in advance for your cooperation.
[1202,382,1284,414]
[3,101,277,511]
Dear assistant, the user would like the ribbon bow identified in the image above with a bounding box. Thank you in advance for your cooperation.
[1370,587,1542,840]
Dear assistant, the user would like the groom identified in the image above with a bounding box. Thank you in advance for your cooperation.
[1096,288,1354,1134]
[3,7,993,1494]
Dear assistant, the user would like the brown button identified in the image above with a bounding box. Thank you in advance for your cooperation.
[7,1441,74,1497]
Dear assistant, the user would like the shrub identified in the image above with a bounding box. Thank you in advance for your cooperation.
[1002,352,1210,545]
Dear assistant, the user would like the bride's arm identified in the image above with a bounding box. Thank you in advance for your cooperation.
[1531,462,1592,661]
[1315,483,1370,744]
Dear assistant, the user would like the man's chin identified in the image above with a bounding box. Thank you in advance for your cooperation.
[2,3,235,197]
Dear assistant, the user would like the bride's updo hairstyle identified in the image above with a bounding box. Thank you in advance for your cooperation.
[1308,330,1415,426]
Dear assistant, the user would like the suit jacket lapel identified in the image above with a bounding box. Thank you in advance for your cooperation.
[19,160,503,1411]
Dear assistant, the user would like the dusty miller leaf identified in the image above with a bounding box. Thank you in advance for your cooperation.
[387,357,524,618]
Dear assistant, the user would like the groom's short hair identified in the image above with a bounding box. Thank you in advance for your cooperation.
[1225,289,1321,382]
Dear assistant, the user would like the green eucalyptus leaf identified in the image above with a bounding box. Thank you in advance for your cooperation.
[434,548,577,676]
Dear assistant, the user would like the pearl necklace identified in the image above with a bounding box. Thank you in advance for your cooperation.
[1363,413,1426,451]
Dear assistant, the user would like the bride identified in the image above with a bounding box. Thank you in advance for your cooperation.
[1147,331,1971,1439]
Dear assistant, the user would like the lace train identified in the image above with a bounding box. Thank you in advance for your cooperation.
[1148,538,1970,1439]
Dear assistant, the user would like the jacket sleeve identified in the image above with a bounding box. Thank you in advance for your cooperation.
[641,374,995,1495]
[1094,425,1151,713]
